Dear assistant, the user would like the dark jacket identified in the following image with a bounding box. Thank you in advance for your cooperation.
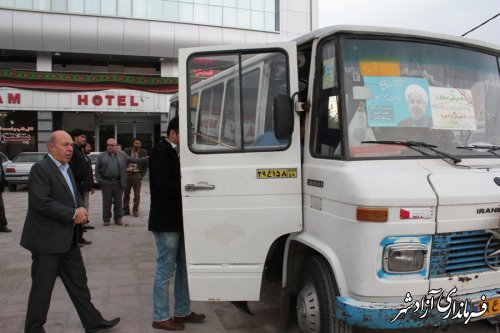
[95,151,146,189]
[123,147,148,177]
[69,143,90,195]
[148,137,182,232]
[0,161,5,193]
[20,156,83,254]
[82,154,94,192]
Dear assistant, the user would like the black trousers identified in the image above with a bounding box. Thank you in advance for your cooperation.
[24,245,103,333]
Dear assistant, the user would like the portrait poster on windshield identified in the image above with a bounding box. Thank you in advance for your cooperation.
[364,77,431,127]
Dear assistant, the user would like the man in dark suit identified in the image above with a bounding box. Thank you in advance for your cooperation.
[149,117,205,330]
[0,159,11,232]
[20,130,120,333]
[123,137,148,217]
[69,128,93,246]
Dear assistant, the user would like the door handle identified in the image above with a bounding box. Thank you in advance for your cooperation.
[185,182,215,191]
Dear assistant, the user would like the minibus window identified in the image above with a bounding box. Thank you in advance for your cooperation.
[187,50,291,153]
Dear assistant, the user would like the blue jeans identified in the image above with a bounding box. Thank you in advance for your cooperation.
[152,232,191,321]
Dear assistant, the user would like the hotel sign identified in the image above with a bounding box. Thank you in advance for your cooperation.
[0,88,168,113]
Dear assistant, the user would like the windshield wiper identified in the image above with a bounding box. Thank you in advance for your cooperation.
[362,140,462,164]
[456,144,500,156]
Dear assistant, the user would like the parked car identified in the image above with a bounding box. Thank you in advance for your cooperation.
[0,152,11,169]
[5,152,47,191]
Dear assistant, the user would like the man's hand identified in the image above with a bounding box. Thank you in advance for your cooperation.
[74,207,89,224]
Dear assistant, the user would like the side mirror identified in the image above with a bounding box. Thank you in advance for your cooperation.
[274,94,294,140]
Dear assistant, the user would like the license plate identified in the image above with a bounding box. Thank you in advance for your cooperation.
[476,296,500,318]
[20,176,28,180]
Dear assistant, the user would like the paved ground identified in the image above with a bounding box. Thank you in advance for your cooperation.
[0,181,498,333]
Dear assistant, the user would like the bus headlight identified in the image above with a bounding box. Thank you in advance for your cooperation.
[383,243,427,273]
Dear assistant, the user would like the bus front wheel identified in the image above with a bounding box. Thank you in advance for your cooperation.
[296,256,352,333]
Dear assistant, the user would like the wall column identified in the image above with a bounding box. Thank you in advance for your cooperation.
[37,53,53,152]
[160,58,177,134]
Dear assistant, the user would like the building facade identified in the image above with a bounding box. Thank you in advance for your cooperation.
[0,0,318,156]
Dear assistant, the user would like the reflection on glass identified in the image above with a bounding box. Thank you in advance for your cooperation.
[187,51,289,153]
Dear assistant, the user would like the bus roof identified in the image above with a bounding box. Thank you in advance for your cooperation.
[294,25,500,53]
[170,25,500,103]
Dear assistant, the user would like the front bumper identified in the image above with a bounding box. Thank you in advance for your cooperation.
[5,175,29,184]
[336,288,500,329]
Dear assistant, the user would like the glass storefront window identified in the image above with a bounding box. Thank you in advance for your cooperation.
[223,7,236,27]
[67,0,83,12]
[51,0,66,11]
[149,0,163,20]
[237,8,250,29]
[208,5,222,25]
[85,0,99,14]
[251,10,264,30]
[164,1,179,21]
[33,0,50,10]
[15,0,31,9]
[194,4,208,24]
[250,0,263,11]
[179,2,193,23]
[118,0,132,16]
[0,111,37,159]
[132,0,148,18]
[0,0,278,32]
[101,0,116,15]
[223,0,235,7]
[238,0,249,9]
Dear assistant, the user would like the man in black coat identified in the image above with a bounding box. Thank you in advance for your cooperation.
[0,159,11,232]
[20,130,119,333]
[69,129,93,246]
[148,117,205,330]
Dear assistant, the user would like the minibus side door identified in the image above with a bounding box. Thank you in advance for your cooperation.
[178,43,302,301]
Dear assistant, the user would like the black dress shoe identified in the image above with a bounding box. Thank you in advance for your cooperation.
[0,226,12,233]
[84,225,95,229]
[86,317,120,333]
[79,239,92,245]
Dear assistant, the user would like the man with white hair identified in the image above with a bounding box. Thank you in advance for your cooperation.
[398,84,433,127]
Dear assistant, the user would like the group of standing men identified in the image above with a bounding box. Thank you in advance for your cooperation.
[94,137,148,226]
[18,116,205,332]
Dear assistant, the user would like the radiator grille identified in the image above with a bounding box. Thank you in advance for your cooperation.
[430,230,500,278]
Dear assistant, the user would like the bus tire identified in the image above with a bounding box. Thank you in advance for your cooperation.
[296,256,352,333]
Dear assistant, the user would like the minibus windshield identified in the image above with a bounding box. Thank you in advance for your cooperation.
[335,37,500,160]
